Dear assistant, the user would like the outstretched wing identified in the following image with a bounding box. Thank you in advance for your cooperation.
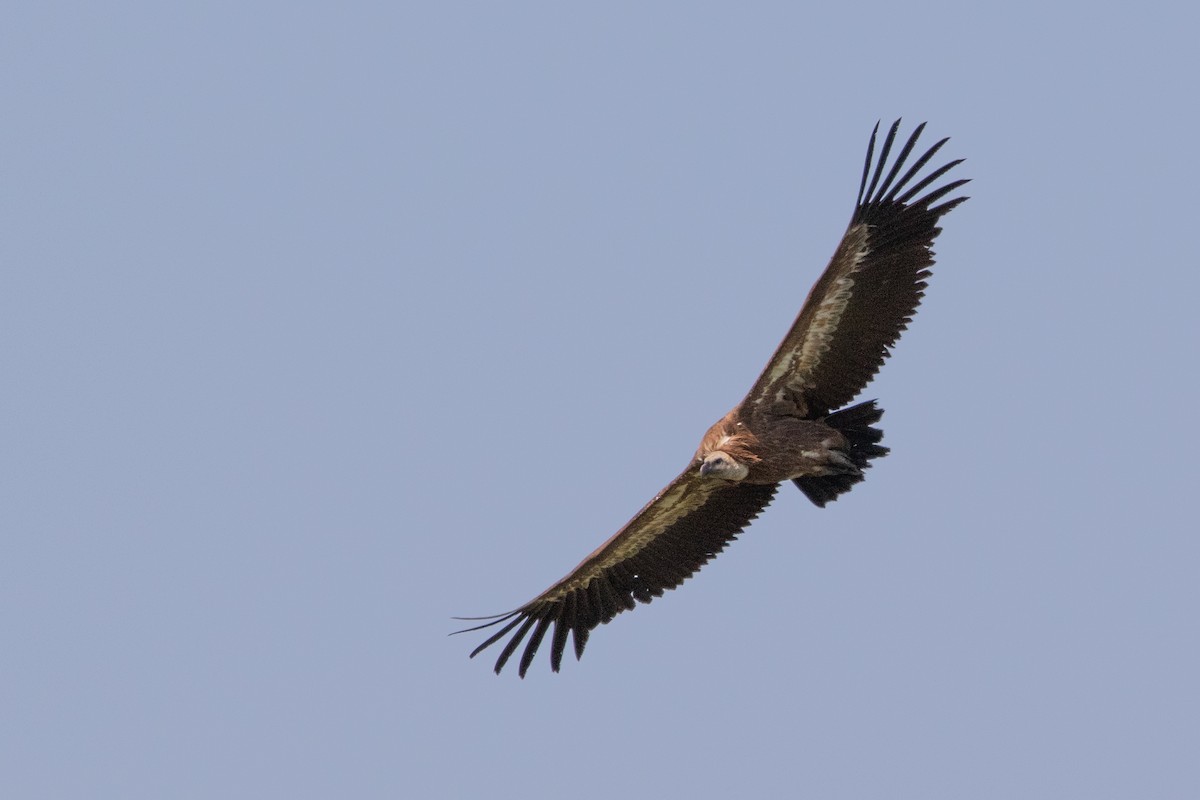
[746,120,969,417]
[455,469,778,677]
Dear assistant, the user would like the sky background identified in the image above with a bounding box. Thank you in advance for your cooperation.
[4,2,1199,798]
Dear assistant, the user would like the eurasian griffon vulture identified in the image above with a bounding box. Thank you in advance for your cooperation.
[456,120,968,676]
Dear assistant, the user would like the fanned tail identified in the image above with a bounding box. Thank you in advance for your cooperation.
[792,400,889,507]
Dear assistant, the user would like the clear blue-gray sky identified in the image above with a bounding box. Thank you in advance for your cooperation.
[4,3,1198,798]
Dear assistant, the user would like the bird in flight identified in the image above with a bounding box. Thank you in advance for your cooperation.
[456,120,968,677]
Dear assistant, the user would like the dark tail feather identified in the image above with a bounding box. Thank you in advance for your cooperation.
[793,400,889,508]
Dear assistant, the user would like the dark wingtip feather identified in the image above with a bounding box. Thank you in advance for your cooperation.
[451,610,520,631]
[873,122,926,204]
[858,123,967,222]
[550,619,570,673]
[930,194,970,217]
[882,137,947,204]
[466,614,524,659]
[518,616,553,678]
[862,119,902,208]
[857,120,883,207]
[548,593,576,672]
[896,159,965,206]
[492,615,537,676]
[572,625,589,661]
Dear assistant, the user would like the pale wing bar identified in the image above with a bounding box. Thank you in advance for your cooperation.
[762,120,969,416]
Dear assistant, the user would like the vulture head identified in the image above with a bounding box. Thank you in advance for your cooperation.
[699,451,749,481]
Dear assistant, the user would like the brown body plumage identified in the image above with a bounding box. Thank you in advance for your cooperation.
[456,120,969,676]
[699,408,856,484]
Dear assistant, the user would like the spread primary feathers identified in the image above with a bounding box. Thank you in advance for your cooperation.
[455,120,969,677]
